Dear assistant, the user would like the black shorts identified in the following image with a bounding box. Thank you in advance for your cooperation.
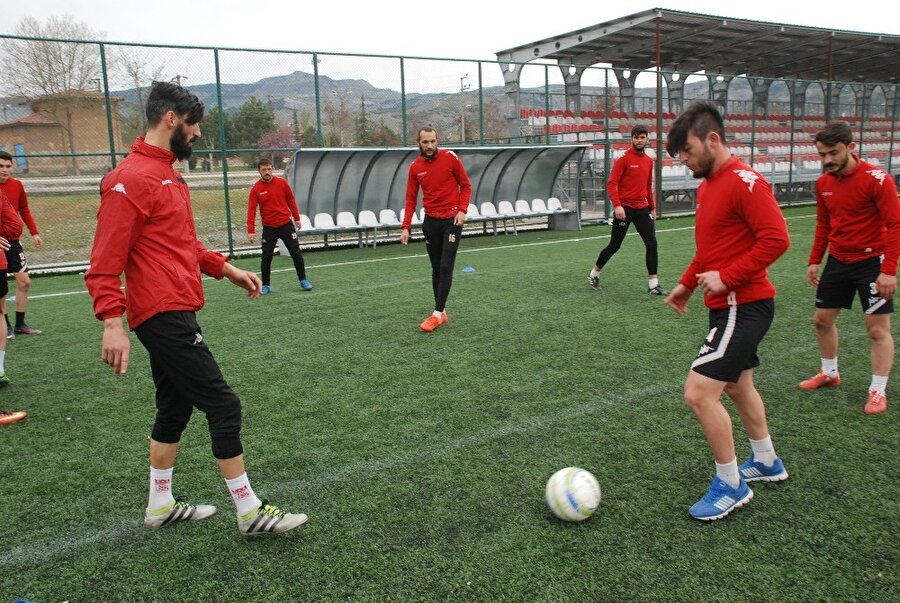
[816,255,893,314]
[691,299,775,383]
[5,240,26,273]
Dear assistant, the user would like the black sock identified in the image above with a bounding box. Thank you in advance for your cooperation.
[15,311,25,328]
[4,315,9,329]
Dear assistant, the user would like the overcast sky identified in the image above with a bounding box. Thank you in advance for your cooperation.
[2,1,897,93]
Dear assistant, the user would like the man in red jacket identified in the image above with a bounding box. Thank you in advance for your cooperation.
[664,102,790,521]
[799,121,900,415]
[401,126,471,332]
[588,125,666,295]
[0,150,42,338]
[86,81,307,536]
[247,157,312,294]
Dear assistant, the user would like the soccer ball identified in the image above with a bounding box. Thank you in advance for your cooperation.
[545,467,602,522]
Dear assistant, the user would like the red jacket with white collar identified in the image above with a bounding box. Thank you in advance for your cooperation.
[402,149,471,229]
[85,137,227,330]
[810,156,900,275]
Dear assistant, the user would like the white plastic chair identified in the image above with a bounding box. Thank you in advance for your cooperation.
[515,199,537,216]
[497,201,520,235]
[379,209,400,227]
[357,210,381,248]
[531,198,549,214]
[547,197,569,213]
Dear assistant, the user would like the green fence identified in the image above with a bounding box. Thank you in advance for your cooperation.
[0,34,897,269]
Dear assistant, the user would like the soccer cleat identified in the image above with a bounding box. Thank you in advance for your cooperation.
[0,372,10,387]
[238,499,308,536]
[419,312,448,333]
[799,371,841,390]
[261,285,271,295]
[5,325,13,340]
[0,409,27,425]
[864,390,888,415]
[299,278,313,291]
[648,285,668,295]
[143,497,217,529]
[689,476,753,521]
[739,454,789,483]
[588,275,602,291]
[14,325,42,335]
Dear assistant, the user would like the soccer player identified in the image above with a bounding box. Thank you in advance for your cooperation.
[588,125,666,295]
[664,102,790,521]
[86,81,307,536]
[247,157,312,294]
[401,126,472,332]
[0,150,42,338]
[800,121,900,415]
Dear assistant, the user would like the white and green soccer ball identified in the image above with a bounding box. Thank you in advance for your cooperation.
[545,467,602,522]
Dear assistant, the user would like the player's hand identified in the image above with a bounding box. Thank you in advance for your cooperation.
[651,208,657,220]
[696,270,727,295]
[806,264,820,287]
[222,263,262,299]
[454,210,467,226]
[400,229,410,245]
[0,237,9,251]
[613,206,626,221]
[101,318,131,375]
[876,272,897,300]
[247,233,255,244]
[32,234,43,249]
[665,283,692,316]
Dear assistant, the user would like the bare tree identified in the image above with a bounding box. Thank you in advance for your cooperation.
[114,46,167,140]
[0,15,107,174]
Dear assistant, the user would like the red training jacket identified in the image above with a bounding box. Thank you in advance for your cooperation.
[0,177,39,240]
[606,147,655,210]
[85,137,227,330]
[0,191,13,271]
[402,149,472,229]
[246,175,300,234]
[680,155,790,310]
[809,156,900,276]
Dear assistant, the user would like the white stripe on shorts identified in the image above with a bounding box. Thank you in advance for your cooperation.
[691,304,737,370]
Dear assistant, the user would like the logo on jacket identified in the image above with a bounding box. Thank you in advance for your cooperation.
[112,182,126,194]
[192,332,204,345]
[867,169,887,185]
[161,179,173,186]
[734,169,759,192]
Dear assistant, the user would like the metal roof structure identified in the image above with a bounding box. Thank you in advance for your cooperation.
[496,8,900,85]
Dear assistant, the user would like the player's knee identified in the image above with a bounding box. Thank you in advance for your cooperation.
[811,313,833,331]
[866,321,892,342]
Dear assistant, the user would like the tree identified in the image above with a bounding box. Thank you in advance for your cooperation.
[354,94,372,145]
[258,124,299,165]
[369,119,401,146]
[0,15,107,174]
[200,106,230,169]
[230,96,276,150]
[114,46,167,142]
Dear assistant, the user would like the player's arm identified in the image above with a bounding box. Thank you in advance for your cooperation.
[606,156,626,220]
[400,165,419,245]
[874,183,900,299]
[246,186,258,243]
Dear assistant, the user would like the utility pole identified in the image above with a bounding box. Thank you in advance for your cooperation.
[460,74,470,141]
[171,74,188,86]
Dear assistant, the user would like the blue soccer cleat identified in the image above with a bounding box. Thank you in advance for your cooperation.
[739,455,789,483]
[299,279,313,291]
[689,475,753,521]
[261,285,271,295]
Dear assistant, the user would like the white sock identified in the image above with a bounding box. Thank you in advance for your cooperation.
[749,436,777,466]
[870,375,888,395]
[226,473,262,517]
[648,277,659,289]
[148,466,175,510]
[0,350,6,373]
[432,310,443,319]
[821,357,838,377]
[590,268,600,278]
[715,459,741,488]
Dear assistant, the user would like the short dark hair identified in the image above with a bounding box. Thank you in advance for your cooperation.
[417,125,436,140]
[257,157,274,168]
[631,124,649,138]
[0,150,11,163]
[815,121,853,146]
[145,81,204,127]
[665,102,725,158]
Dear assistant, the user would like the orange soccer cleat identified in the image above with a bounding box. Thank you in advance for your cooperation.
[864,390,888,415]
[799,371,841,390]
[0,409,27,425]
[419,312,448,333]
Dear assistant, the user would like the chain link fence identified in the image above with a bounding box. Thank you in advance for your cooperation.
[1,35,897,269]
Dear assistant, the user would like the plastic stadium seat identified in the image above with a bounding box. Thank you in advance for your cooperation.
[515,199,537,216]
[298,215,315,232]
[531,198,549,214]
[313,213,340,231]
[357,210,381,248]
[379,209,400,227]
[497,201,520,235]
